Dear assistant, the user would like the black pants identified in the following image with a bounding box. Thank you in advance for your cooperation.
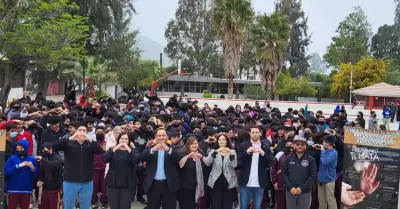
[147,180,177,209]
[178,188,196,209]
[210,176,232,209]
[397,110,400,121]
[107,187,134,209]
[136,165,146,199]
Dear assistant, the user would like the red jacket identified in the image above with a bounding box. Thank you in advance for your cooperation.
[93,139,106,170]
[77,96,87,107]
[270,151,287,191]
[16,130,34,156]
[0,120,15,130]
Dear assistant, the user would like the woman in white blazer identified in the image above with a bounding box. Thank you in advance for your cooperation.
[204,133,237,209]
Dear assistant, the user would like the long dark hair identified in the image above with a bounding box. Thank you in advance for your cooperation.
[237,129,250,145]
[215,133,233,149]
[116,131,131,145]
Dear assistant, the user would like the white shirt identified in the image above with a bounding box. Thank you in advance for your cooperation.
[247,143,261,187]
[88,128,96,141]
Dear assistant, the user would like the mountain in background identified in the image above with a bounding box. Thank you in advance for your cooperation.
[137,34,172,67]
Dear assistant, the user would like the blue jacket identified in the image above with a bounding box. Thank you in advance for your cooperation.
[383,109,392,118]
[5,139,38,194]
[317,148,337,184]
[334,105,340,114]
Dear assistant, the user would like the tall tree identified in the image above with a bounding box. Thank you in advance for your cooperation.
[308,52,328,73]
[330,57,386,98]
[63,55,118,96]
[118,59,165,94]
[324,6,372,67]
[0,0,88,109]
[252,13,291,99]
[70,0,136,54]
[275,0,310,77]
[71,0,139,75]
[239,27,258,80]
[275,71,317,100]
[371,24,399,60]
[164,0,222,77]
[394,0,400,32]
[212,0,254,99]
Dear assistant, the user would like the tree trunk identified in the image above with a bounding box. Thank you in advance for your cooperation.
[37,71,48,98]
[222,37,241,100]
[266,72,273,100]
[87,79,95,98]
[0,82,13,111]
[0,65,20,111]
[227,75,234,99]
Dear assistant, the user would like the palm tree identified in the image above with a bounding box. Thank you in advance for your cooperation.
[63,55,117,97]
[252,13,290,99]
[212,0,254,99]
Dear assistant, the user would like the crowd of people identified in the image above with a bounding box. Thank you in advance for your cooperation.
[0,88,385,209]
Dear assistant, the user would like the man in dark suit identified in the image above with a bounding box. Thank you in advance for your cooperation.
[238,126,273,209]
[139,127,181,209]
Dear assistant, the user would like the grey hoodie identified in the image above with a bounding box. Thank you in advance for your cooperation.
[368,117,378,130]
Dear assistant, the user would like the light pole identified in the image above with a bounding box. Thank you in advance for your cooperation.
[349,67,353,103]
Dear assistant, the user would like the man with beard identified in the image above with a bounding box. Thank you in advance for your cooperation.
[284,136,317,209]
[238,126,272,209]
[271,139,294,209]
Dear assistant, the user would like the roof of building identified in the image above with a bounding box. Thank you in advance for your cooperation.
[353,82,400,97]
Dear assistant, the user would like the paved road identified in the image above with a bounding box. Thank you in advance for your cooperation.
[31,200,147,209]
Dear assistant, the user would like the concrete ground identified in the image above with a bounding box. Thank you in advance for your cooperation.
[30,198,147,209]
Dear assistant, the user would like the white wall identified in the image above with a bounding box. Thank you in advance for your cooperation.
[0,87,24,104]
[297,97,344,103]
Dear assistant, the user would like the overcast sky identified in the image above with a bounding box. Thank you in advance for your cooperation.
[131,0,395,56]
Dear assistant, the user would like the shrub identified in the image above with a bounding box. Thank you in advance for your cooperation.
[242,84,266,100]
[202,90,213,98]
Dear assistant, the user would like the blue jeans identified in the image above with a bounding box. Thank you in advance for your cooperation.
[240,186,264,209]
[63,181,93,209]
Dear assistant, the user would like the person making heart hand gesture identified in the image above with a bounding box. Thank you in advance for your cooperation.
[103,132,140,209]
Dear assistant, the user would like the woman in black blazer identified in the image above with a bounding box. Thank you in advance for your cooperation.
[178,136,207,209]
[102,131,140,209]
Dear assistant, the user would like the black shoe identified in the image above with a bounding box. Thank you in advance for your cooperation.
[268,203,275,208]
[137,196,147,204]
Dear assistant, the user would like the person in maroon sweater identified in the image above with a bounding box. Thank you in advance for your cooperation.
[271,139,293,209]
[92,126,108,208]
